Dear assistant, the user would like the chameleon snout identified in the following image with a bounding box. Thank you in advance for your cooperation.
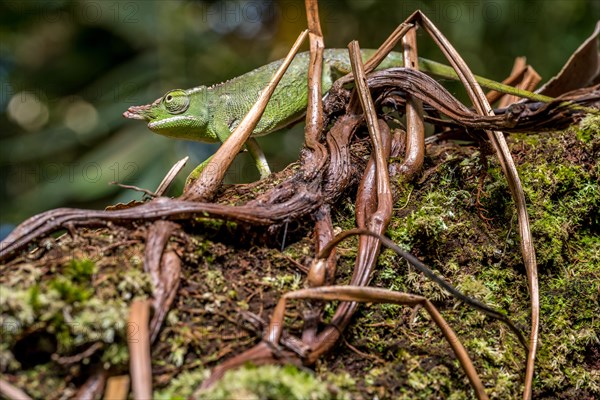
[123,98,162,121]
[123,104,152,120]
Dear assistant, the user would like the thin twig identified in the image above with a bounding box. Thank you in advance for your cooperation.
[302,0,327,179]
[279,286,489,400]
[104,375,130,400]
[155,156,189,196]
[413,12,538,399]
[0,379,33,400]
[301,0,333,346]
[399,26,425,178]
[109,182,156,197]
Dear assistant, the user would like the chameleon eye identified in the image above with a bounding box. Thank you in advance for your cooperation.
[163,89,190,114]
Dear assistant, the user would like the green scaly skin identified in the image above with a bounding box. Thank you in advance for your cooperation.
[123,49,551,179]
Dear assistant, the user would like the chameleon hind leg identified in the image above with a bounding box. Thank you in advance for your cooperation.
[245,137,271,179]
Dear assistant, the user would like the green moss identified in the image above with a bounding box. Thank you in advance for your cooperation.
[198,364,338,400]
[28,284,41,311]
[316,363,356,397]
[511,134,599,268]
[49,277,93,303]
[262,272,302,291]
[204,269,226,292]
[64,258,96,281]
[154,367,209,400]
[577,113,600,143]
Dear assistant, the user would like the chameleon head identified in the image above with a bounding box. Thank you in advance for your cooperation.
[123,88,211,141]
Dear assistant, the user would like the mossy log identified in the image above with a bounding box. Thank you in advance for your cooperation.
[1,117,598,399]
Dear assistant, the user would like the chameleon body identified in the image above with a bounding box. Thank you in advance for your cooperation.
[123,48,530,178]
[125,49,408,178]
[124,49,406,142]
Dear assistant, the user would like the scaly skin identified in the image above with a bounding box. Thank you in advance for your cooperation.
[123,49,404,142]
[123,48,548,177]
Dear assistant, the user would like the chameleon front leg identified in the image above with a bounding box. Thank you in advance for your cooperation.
[211,121,272,179]
[184,138,271,188]
[185,124,271,188]
[245,137,271,179]
[184,121,232,188]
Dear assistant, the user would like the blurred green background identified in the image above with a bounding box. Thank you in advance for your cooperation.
[1,0,598,238]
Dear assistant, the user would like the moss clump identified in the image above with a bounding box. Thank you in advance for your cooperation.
[577,113,600,143]
[197,364,338,400]
[154,367,210,400]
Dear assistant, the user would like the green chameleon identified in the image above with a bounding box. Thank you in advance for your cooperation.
[124,48,546,180]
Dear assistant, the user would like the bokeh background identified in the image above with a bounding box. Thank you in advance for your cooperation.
[1,0,598,239]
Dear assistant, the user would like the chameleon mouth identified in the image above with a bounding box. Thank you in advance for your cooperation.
[123,97,162,120]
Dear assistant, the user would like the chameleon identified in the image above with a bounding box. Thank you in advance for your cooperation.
[123,48,545,179]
